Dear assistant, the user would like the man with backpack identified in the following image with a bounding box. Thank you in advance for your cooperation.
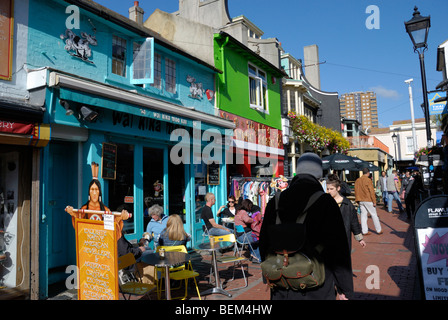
[259,153,353,300]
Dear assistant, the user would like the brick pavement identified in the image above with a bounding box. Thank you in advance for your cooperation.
[48,201,421,301]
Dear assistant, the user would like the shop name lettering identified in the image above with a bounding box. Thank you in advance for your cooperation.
[0,121,15,129]
[428,208,448,218]
[112,111,186,135]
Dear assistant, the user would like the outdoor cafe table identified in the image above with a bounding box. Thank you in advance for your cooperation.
[196,240,234,298]
[141,251,189,300]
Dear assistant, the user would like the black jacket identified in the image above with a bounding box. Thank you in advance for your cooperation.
[339,196,362,251]
[259,174,354,300]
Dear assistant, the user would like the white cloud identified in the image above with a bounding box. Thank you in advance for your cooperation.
[369,86,401,100]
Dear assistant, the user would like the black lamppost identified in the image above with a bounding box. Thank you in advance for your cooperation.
[405,6,432,149]
[392,133,398,169]
[405,6,434,190]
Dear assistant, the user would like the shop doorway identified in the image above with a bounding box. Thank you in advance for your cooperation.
[142,147,164,231]
[46,142,77,283]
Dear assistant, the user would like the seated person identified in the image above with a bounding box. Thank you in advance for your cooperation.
[201,193,231,236]
[234,199,261,262]
[217,196,237,218]
[158,214,191,247]
[145,204,168,249]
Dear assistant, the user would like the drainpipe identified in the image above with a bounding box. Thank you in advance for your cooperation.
[216,35,230,113]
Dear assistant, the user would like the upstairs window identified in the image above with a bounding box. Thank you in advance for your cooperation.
[165,58,177,94]
[151,53,162,89]
[131,37,154,85]
[248,63,268,112]
[112,36,127,77]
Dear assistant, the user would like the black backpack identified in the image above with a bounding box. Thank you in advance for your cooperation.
[260,190,325,291]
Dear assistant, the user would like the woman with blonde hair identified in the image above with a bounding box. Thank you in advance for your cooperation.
[158,214,191,246]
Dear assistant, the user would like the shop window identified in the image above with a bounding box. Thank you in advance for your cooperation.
[112,36,127,77]
[108,143,134,234]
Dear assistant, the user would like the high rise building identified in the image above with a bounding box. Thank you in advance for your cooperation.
[339,91,379,130]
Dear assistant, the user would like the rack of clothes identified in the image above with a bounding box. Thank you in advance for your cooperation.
[229,176,291,216]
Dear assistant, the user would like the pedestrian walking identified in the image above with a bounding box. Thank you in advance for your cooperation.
[376,171,388,208]
[354,168,383,235]
[326,174,366,250]
[260,153,353,300]
[386,170,405,214]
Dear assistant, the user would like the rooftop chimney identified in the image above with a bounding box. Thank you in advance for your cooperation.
[129,1,144,25]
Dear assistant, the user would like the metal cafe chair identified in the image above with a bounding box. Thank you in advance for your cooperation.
[117,253,157,300]
[155,245,201,300]
[210,233,248,291]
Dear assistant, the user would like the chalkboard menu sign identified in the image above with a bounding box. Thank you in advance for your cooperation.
[207,163,220,185]
[102,143,117,180]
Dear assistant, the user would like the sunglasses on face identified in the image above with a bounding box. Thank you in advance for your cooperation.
[228,201,235,203]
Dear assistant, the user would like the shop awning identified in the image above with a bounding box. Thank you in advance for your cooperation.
[0,120,50,147]
[49,72,235,131]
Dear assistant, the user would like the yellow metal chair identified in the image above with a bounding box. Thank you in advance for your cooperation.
[117,253,157,300]
[210,233,249,291]
[155,245,201,300]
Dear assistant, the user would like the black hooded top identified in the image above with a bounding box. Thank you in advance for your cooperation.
[259,174,354,300]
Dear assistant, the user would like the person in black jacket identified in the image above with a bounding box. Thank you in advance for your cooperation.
[259,153,354,300]
[326,174,366,251]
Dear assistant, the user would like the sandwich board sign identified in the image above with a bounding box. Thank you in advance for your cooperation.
[414,195,448,300]
[75,218,119,300]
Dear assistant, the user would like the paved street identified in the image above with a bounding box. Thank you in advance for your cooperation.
[48,200,420,301]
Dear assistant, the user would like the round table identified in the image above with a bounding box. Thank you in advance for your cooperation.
[196,241,233,297]
[141,251,189,300]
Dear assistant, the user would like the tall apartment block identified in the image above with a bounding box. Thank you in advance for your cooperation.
[339,91,379,130]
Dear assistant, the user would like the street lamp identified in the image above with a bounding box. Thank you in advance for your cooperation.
[404,6,432,149]
[392,133,398,169]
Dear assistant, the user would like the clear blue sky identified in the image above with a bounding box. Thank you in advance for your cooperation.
[93,0,448,128]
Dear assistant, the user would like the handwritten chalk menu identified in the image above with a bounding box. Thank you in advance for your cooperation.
[75,219,118,300]
[207,163,220,185]
[102,142,117,180]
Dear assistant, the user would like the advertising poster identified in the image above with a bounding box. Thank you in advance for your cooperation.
[75,219,118,300]
[417,227,448,300]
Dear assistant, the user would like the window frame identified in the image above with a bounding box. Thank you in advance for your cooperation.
[130,37,154,85]
[248,63,269,113]
[112,35,127,77]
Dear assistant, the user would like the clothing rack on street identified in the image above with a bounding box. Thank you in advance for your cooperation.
[230,176,289,216]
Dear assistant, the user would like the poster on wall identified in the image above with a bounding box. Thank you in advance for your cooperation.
[417,227,448,300]
[75,219,118,300]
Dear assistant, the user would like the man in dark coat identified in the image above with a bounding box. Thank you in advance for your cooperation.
[259,153,354,300]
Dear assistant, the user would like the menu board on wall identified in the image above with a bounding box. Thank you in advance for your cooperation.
[0,0,13,80]
[207,163,220,185]
[75,219,118,300]
[102,142,117,180]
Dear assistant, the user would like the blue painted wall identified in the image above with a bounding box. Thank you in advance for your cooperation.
[27,0,216,115]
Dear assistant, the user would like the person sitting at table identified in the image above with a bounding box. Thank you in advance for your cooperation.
[201,193,231,236]
[158,214,191,247]
[234,199,261,262]
[145,204,168,249]
[217,196,237,218]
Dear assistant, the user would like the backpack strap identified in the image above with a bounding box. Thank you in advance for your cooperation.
[274,190,324,225]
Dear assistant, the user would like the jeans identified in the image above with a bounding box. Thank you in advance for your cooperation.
[387,191,404,212]
[237,231,261,261]
[208,227,231,236]
[382,191,388,206]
